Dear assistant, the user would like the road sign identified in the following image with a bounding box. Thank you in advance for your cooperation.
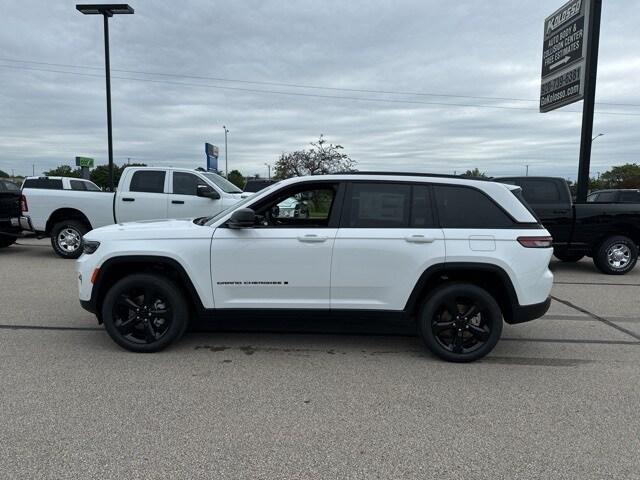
[540,0,590,112]
[75,156,94,168]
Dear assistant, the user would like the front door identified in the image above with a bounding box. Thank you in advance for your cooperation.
[211,182,341,309]
[168,171,223,219]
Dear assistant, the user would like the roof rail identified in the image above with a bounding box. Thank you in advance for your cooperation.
[335,171,493,181]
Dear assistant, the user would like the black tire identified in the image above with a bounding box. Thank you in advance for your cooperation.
[50,220,89,259]
[0,235,16,248]
[101,274,189,353]
[593,236,638,275]
[418,283,503,363]
[553,248,584,263]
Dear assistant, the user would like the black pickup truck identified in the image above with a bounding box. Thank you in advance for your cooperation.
[0,179,22,248]
[496,176,640,275]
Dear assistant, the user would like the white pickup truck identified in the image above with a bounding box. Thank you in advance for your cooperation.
[22,167,246,258]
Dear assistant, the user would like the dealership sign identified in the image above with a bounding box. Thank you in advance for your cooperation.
[205,143,219,172]
[540,0,590,112]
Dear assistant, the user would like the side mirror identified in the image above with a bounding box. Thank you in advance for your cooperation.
[228,208,256,229]
[197,184,220,199]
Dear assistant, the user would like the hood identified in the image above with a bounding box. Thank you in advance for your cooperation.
[84,218,213,242]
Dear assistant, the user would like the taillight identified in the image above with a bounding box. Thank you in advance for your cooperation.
[517,236,553,248]
[20,195,28,213]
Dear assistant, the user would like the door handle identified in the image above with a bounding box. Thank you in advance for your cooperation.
[172,200,185,204]
[297,234,327,243]
[122,198,135,202]
[405,234,435,243]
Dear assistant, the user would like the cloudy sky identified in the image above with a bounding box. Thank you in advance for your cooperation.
[1,0,639,179]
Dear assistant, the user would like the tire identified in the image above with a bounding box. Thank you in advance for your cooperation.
[0,235,16,248]
[418,283,503,363]
[101,274,189,353]
[593,236,638,275]
[50,220,89,259]
[553,248,584,263]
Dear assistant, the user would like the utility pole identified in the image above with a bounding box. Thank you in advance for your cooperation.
[265,163,271,180]
[526,165,529,176]
[32,164,35,176]
[575,0,603,203]
[223,125,229,177]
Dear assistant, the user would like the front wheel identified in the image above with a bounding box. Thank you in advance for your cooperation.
[593,236,638,275]
[50,220,88,259]
[418,283,503,362]
[101,274,189,352]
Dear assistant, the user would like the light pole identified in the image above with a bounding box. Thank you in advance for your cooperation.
[76,4,134,192]
[525,165,529,176]
[592,133,604,142]
[222,125,229,177]
[264,163,271,180]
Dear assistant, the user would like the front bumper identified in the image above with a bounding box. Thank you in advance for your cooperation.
[507,296,551,324]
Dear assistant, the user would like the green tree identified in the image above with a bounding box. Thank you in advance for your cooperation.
[0,169,9,177]
[90,163,146,189]
[273,135,356,180]
[462,168,488,178]
[599,163,640,189]
[227,169,245,189]
[43,165,81,178]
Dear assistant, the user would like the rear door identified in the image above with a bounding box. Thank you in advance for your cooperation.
[330,182,445,311]
[168,171,223,219]
[116,170,168,223]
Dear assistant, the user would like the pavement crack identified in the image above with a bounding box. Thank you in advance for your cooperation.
[551,295,640,342]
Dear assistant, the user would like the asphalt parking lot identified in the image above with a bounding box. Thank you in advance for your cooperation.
[1,239,639,479]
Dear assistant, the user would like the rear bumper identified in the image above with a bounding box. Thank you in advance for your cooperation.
[507,296,551,324]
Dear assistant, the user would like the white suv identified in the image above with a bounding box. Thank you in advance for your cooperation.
[77,173,553,362]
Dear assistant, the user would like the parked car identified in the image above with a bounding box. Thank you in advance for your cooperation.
[495,176,640,274]
[587,189,640,203]
[77,172,553,362]
[22,168,246,259]
[0,179,28,248]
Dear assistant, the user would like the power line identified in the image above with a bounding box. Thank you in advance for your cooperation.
[2,62,640,117]
[1,57,639,109]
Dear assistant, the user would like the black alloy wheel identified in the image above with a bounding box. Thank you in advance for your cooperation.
[419,283,503,362]
[102,274,188,352]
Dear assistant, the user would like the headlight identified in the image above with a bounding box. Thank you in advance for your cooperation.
[82,240,101,255]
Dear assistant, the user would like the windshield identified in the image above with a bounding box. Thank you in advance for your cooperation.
[201,172,242,193]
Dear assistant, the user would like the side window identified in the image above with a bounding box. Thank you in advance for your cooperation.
[411,185,436,227]
[253,184,337,228]
[620,192,640,203]
[173,172,205,196]
[595,191,617,203]
[129,171,166,193]
[345,183,410,228]
[70,180,87,191]
[587,193,598,202]
[434,185,513,228]
[84,181,101,191]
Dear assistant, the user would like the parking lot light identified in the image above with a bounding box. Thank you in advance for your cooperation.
[76,4,134,192]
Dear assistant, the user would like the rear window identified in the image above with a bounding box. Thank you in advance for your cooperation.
[434,185,514,228]
[619,191,640,203]
[504,178,565,204]
[23,178,63,190]
[129,171,166,193]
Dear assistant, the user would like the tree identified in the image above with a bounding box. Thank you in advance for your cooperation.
[0,169,9,177]
[463,168,488,179]
[273,135,356,180]
[90,163,146,189]
[227,169,245,189]
[599,163,640,189]
[43,165,81,178]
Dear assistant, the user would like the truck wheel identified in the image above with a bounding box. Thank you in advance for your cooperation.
[50,220,88,259]
[101,274,189,353]
[593,236,638,275]
[553,248,584,262]
[418,283,503,363]
[0,236,16,248]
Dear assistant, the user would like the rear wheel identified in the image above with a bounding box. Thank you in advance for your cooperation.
[418,283,503,362]
[593,236,638,275]
[101,274,189,352]
[0,235,16,248]
[50,220,88,259]
[553,248,584,263]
